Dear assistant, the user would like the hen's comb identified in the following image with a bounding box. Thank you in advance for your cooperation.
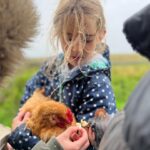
[66,108,73,124]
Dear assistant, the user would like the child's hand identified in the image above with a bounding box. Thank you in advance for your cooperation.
[12,111,31,130]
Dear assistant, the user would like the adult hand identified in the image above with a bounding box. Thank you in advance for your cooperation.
[56,126,89,150]
[12,111,31,130]
[88,126,95,146]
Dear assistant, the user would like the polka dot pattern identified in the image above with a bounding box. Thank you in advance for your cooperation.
[8,124,40,150]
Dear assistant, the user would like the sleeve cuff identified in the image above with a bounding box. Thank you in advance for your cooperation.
[47,137,64,150]
[32,137,63,150]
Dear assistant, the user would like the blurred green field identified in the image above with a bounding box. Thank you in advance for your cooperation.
[0,54,149,127]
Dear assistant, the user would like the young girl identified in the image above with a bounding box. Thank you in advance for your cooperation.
[8,0,117,149]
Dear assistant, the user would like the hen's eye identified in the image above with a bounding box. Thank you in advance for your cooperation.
[51,114,56,121]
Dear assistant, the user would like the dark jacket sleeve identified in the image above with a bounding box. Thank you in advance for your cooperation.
[76,74,116,122]
[123,4,150,60]
[20,70,51,107]
[8,124,40,150]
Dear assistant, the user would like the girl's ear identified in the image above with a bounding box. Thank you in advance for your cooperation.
[96,29,106,43]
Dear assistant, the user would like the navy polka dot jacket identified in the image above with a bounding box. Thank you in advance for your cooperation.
[8,48,117,150]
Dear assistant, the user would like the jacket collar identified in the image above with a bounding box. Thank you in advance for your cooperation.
[62,54,110,82]
[43,53,110,83]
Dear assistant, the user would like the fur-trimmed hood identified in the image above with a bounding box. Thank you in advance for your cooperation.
[0,0,38,85]
[123,4,150,60]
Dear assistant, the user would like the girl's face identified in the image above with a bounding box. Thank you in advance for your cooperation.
[60,16,105,68]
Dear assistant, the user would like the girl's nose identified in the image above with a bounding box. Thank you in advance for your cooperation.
[71,36,84,52]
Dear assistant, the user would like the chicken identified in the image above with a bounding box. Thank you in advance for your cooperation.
[20,89,76,142]
[94,108,113,130]
[95,108,108,118]
[87,108,114,149]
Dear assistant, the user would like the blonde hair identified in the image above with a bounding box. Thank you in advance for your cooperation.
[50,0,106,66]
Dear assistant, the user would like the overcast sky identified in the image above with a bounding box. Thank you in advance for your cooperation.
[24,0,150,58]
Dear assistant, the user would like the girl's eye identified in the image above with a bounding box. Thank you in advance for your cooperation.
[81,37,93,43]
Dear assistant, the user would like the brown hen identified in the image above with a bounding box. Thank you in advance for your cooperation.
[20,89,76,142]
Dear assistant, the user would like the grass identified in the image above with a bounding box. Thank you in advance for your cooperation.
[0,66,39,126]
[112,64,149,110]
[0,54,149,126]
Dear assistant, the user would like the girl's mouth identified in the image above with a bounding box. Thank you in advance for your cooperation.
[71,56,83,61]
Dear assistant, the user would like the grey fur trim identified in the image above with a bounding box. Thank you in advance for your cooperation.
[0,0,38,85]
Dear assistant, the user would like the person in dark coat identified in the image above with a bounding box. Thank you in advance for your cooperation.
[98,4,150,150]
[123,4,150,150]
[123,4,150,60]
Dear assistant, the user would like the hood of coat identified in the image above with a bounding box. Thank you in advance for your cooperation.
[123,4,150,60]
